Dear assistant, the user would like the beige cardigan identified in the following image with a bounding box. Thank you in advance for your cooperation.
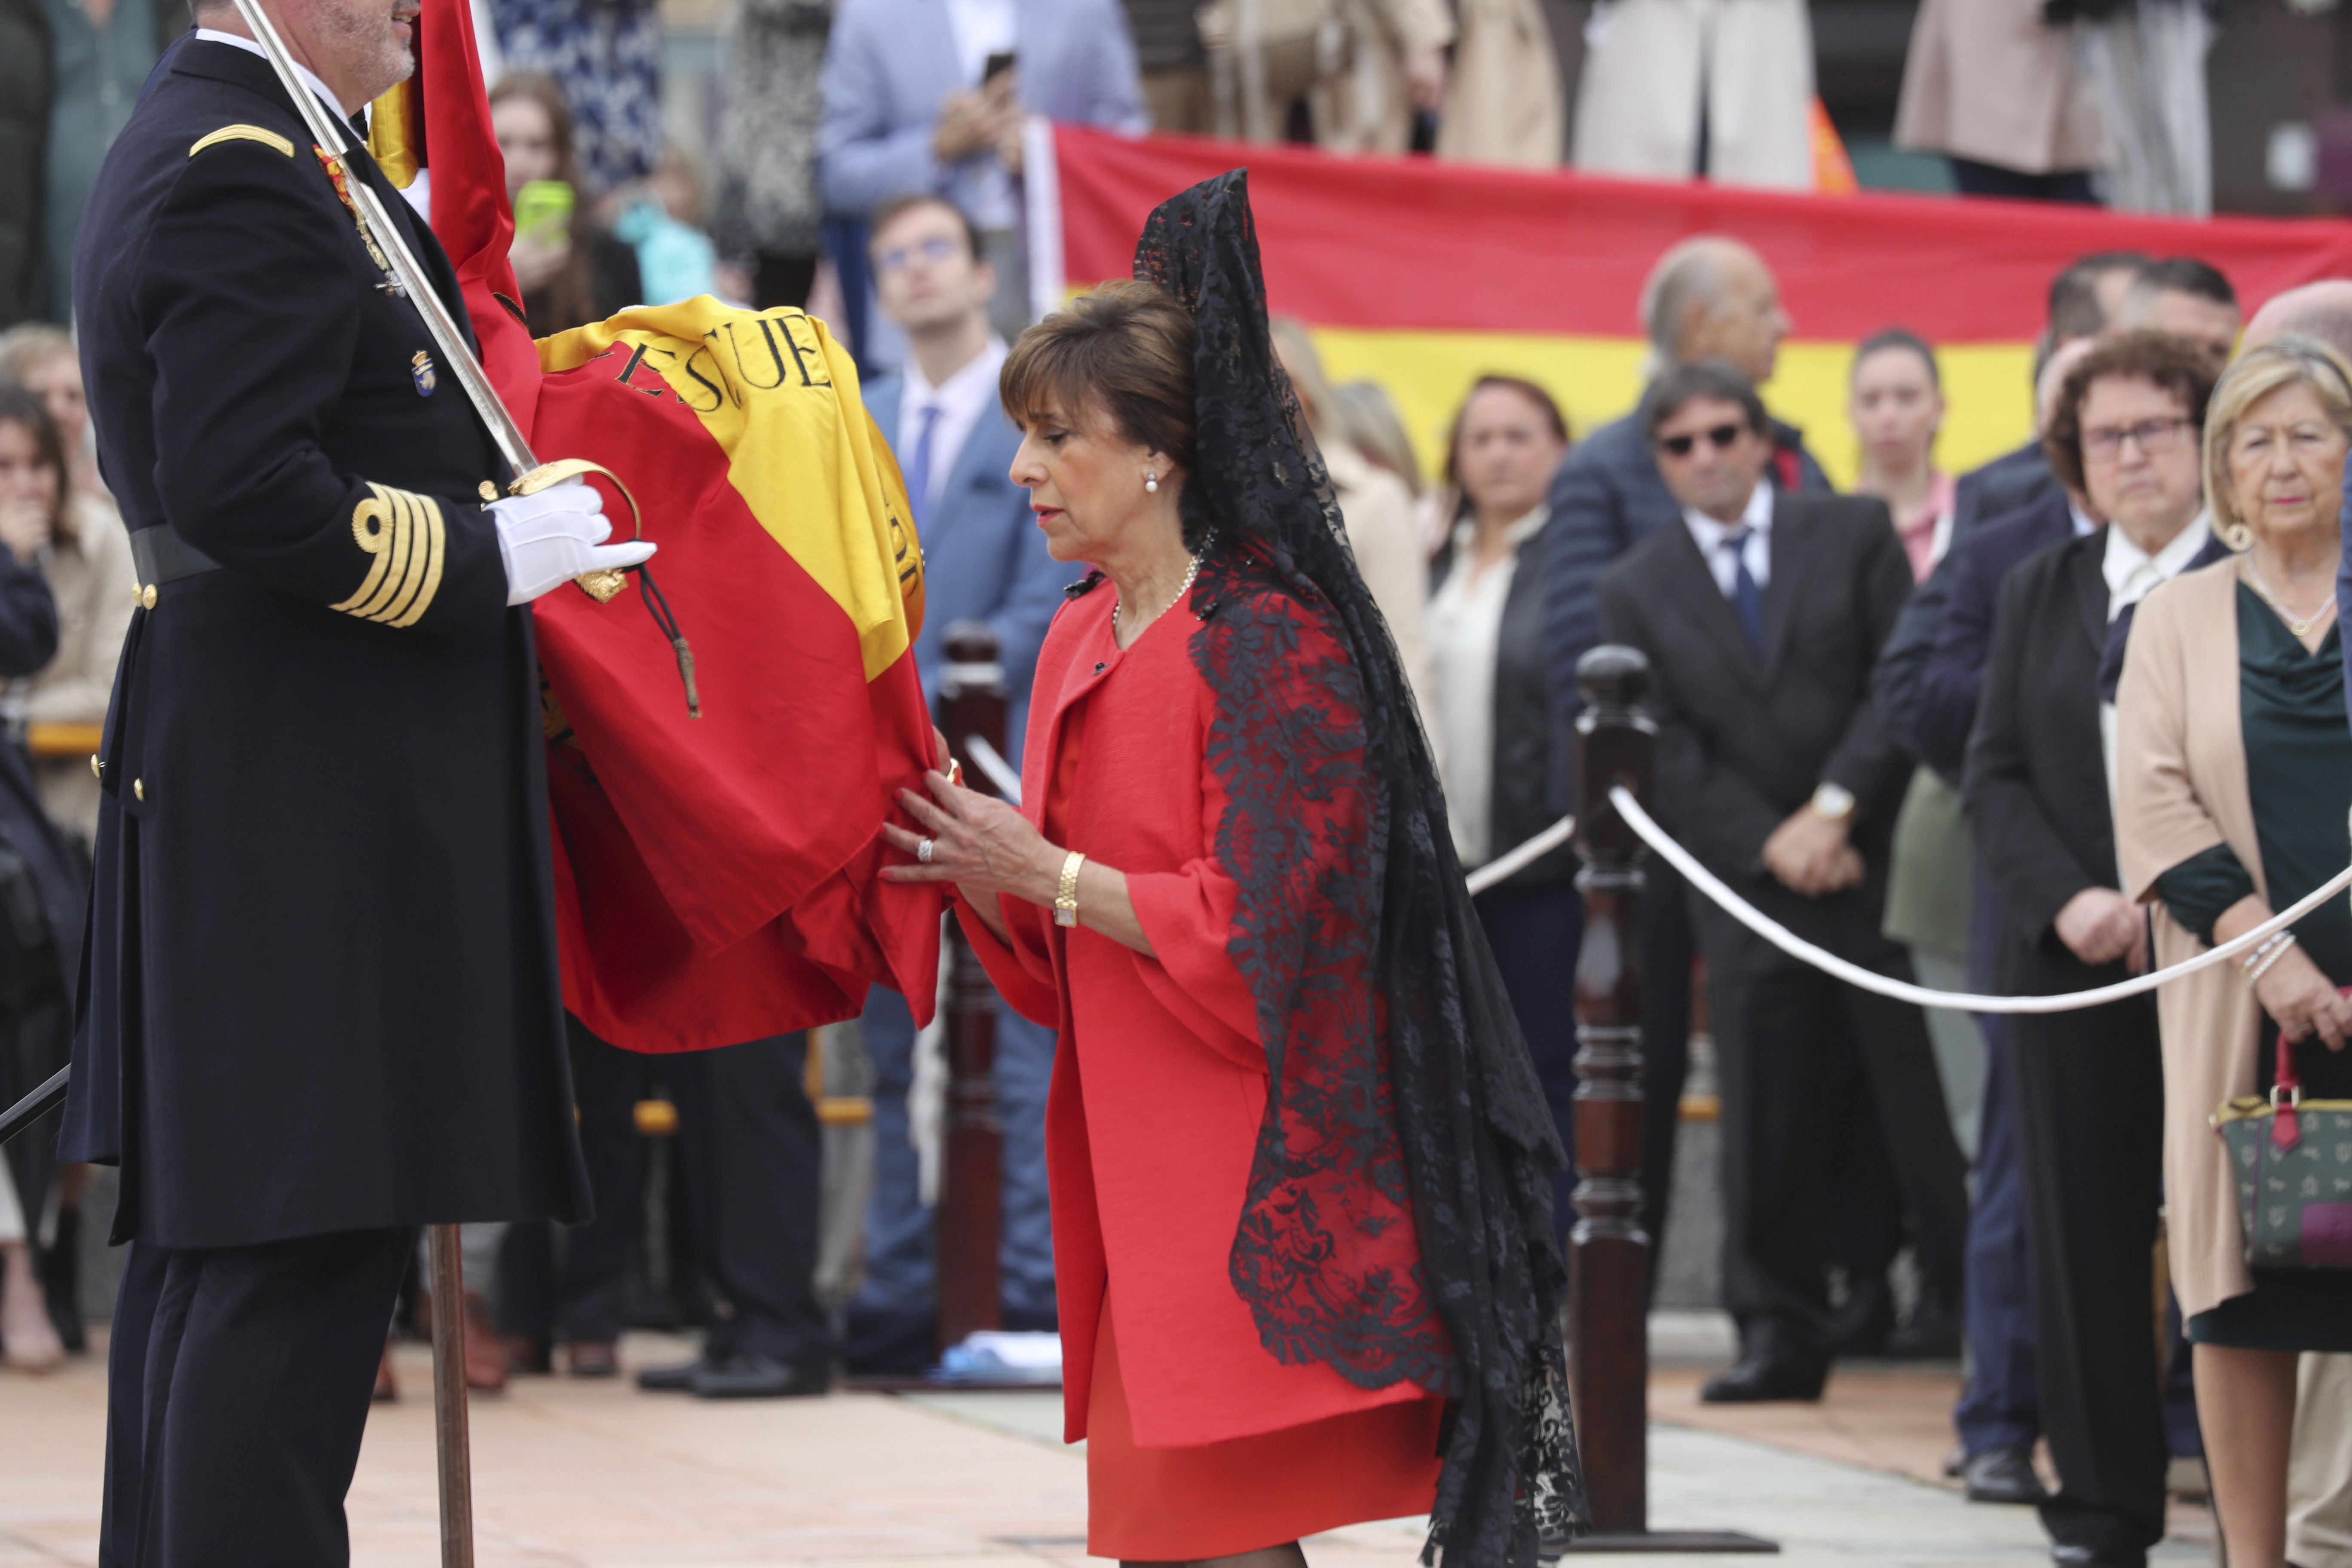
[2112,557,2265,1321]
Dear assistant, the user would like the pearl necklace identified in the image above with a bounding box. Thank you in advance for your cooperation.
[2246,560,2338,638]
[1113,530,1216,642]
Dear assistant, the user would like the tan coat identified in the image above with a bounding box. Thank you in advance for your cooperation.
[2112,558,2266,1321]
[1314,0,1455,153]
[24,494,136,842]
[1437,0,1563,168]
[1895,0,2102,177]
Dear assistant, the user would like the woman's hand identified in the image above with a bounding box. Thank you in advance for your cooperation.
[0,498,50,565]
[2054,887,2144,968]
[2252,943,2352,1050]
[509,232,571,292]
[879,769,1060,907]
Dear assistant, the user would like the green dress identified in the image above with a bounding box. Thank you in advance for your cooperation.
[2150,582,2352,1352]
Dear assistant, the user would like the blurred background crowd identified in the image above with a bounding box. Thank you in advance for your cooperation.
[9,4,2352,1568]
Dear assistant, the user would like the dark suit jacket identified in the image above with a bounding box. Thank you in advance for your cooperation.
[1872,440,2060,761]
[1911,487,2077,778]
[1540,407,1829,757]
[62,39,589,1246]
[1597,492,1915,941]
[1961,528,2128,992]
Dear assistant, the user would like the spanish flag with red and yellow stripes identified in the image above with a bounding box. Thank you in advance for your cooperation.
[372,0,942,1054]
[1035,125,2352,486]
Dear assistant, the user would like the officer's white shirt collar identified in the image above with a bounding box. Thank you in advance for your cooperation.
[1683,481,1774,597]
[194,28,349,121]
[2101,509,2211,625]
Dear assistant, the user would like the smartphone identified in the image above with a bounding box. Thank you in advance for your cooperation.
[983,49,1017,84]
[513,179,575,242]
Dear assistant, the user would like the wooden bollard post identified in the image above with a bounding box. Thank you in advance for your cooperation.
[934,622,1008,1357]
[1564,647,1772,1554]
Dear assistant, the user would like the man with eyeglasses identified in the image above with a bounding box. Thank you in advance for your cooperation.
[843,191,1069,1375]
[1597,359,1966,1406]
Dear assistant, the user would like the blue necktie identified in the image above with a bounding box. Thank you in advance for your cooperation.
[1719,529,1766,650]
[905,403,943,527]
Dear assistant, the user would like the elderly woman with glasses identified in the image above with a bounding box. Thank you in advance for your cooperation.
[2116,337,2352,1568]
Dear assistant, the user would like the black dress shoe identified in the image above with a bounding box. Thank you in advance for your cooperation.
[1826,1275,1895,1359]
[1961,1443,2046,1504]
[688,1352,830,1399]
[1699,1349,1828,1403]
[635,1355,711,1393]
[2050,1549,2143,1568]
[844,1305,935,1377]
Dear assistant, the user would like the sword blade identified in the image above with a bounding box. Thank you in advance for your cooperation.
[227,0,539,482]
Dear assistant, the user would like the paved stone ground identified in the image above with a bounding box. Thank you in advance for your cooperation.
[0,1329,2217,1568]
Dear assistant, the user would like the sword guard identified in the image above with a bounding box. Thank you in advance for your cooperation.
[511,459,645,605]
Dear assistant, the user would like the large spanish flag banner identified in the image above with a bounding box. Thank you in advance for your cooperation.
[374,0,943,1054]
[1032,125,2352,485]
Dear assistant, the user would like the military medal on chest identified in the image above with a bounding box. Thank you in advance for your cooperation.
[312,144,405,298]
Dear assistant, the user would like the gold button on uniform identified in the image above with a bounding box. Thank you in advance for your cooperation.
[479,481,500,502]
[141,584,158,610]
[132,584,146,607]
[89,754,102,780]
[134,778,144,801]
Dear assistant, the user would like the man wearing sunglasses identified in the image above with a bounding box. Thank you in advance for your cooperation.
[1597,359,1966,1407]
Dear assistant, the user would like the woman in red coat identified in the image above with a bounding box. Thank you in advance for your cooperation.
[883,174,1583,1567]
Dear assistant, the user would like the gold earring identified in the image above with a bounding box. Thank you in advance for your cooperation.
[2222,519,2253,551]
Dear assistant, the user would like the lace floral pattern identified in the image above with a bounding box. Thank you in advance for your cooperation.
[1139,173,1587,1565]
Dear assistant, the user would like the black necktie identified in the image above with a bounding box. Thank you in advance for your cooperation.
[1719,528,1766,650]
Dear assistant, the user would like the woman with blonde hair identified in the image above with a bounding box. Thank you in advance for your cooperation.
[2116,336,2352,1568]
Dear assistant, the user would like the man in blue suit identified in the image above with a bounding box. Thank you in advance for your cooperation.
[848,193,1070,1372]
[818,0,1145,348]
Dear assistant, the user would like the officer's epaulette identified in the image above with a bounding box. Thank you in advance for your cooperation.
[187,124,296,159]
[1065,571,1106,599]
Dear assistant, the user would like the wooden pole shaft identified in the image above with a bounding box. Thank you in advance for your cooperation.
[1568,646,1658,1537]
[426,1223,475,1568]
[934,622,1010,1355]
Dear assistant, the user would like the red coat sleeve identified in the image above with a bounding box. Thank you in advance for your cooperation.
[952,896,1062,1028]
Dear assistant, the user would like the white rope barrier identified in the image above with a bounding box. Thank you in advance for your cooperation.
[1609,784,2352,1015]
[964,735,1023,805]
[1465,813,1577,896]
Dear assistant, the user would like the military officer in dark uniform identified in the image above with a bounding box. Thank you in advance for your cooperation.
[62,0,654,1553]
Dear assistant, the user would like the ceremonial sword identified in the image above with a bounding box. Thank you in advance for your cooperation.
[230,0,702,715]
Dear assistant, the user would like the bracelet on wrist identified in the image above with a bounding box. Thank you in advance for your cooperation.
[2247,933,2297,986]
[1053,848,1086,928]
[2242,930,2292,970]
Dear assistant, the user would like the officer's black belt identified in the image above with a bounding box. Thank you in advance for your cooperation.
[130,526,221,586]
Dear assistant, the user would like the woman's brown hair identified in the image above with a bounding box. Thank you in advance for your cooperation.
[1000,279,1199,513]
[489,73,600,335]
[0,383,70,545]
[2043,329,2220,496]
[1442,375,1571,516]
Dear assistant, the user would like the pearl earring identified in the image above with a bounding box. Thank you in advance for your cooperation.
[1145,471,1159,493]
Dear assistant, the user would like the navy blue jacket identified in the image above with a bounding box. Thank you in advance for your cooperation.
[62,38,588,1246]
[1911,487,2077,780]
[1540,407,1829,761]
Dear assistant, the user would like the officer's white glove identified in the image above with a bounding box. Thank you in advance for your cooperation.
[490,476,658,606]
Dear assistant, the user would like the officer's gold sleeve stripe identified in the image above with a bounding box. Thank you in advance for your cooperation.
[187,124,296,159]
[331,483,446,627]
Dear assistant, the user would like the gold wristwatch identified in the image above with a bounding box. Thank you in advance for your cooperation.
[1054,850,1087,928]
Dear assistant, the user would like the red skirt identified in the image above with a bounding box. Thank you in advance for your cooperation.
[1085,1300,1446,1559]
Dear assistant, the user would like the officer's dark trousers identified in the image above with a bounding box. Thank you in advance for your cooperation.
[666,1033,831,1370]
[1700,906,1966,1363]
[100,1227,413,1566]
[2009,998,2168,1563]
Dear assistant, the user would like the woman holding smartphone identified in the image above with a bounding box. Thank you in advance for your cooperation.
[490,74,646,334]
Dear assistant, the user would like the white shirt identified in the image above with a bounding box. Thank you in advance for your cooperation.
[194,28,346,119]
[1427,506,1548,867]
[2069,499,2100,538]
[2098,509,2211,799]
[895,336,1008,516]
[1682,481,1775,597]
[942,0,1018,229]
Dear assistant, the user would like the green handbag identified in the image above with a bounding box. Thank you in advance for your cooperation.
[2216,1036,2352,1270]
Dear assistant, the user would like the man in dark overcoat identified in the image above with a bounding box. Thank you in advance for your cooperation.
[61,0,651,1552]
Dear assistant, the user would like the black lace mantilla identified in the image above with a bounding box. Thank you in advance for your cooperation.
[1139,173,1588,1564]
